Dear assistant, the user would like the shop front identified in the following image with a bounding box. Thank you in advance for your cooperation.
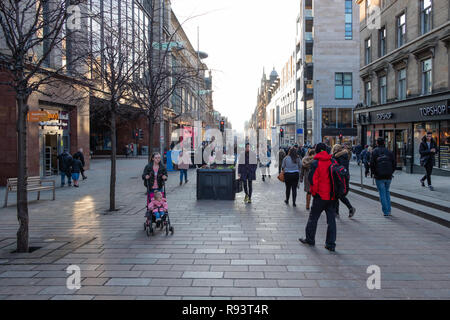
[356,96,450,175]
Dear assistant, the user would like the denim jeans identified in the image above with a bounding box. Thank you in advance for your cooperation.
[60,172,71,186]
[179,169,188,182]
[375,179,392,215]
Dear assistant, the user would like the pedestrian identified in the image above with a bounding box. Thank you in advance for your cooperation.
[282,147,302,207]
[124,144,130,158]
[57,150,72,187]
[363,146,372,177]
[278,147,286,174]
[299,148,316,210]
[419,132,438,191]
[238,143,257,204]
[178,149,190,186]
[370,137,396,217]
[142,152,168,194]
[260,147,271,181]
[331,144,356,218]
[299,143,337,252]
[71,156,83,188]
[355,143,363,165]
[73,148,87,180]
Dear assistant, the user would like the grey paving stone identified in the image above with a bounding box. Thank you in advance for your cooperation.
[81,278,109,286]
[39,286,78,295]
[194,259,231,265]
[122,286,168,296]
[318,280,363,288]
[167,287,211,296]
[301,287,352,297]
[156,259,194,265]
[210,265,249,272]
[93,295,136,300]
[195,249,226,254]
[249,266,287,272]
[0,278,42,286]
[224,272,264,279]
[5,295,52,300]
[51,295,94,300]
[257,288,302,297]
[277,280,318,288]
[141,271,183,278]
[150,278,193,287]
[192,279,234,287]
[132,265,171,271]
[264,272,306,279]
[105,278,151,286]
[211,287,255,297]
[99,271,143,278]
[182,272,223,279]
[76,286,125,295]
[96,265,134,271]
[0,271,39,278]
[35,278,67,286]
[171,265,210,272]
[119,259,157,265]
[231,260,267,265]
[287,266,323,272]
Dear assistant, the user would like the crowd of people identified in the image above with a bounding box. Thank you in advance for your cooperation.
[57,148,87,188]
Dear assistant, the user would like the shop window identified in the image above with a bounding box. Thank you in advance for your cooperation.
[414,122,439,167]
[440,120,450,170]
[338,109,352,128]
[322,108,337,128]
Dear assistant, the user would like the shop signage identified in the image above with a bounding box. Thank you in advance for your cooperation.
[377,112,393,120]
[39,121,68,127]
[28,111,49,122]
[419,104,448,117]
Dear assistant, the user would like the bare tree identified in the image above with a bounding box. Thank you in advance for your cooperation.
[0,0,86,252]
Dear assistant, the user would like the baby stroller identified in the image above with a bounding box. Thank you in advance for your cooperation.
[144,183,174,237]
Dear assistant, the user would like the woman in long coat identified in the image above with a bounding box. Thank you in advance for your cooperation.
[238,143,257,203]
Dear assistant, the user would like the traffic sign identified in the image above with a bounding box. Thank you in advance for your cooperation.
[297,128,304,134]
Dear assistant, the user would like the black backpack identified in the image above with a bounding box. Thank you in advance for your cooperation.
[329,159,350,200]
[375,151,394,177]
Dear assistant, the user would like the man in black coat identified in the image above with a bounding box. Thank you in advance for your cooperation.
[73,148,87,180]
[370,138,396,217]
[419,132,438,191]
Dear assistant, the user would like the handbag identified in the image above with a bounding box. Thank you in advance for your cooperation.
[234,179,243,193]
[277,170,285,182]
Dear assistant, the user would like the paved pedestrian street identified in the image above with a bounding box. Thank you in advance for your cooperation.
[0,159,449,300]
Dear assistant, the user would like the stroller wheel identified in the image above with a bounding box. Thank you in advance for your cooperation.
[144,222,147,231]
[146,226,151,237]
[165,225,169,236]
[169,226,174,235]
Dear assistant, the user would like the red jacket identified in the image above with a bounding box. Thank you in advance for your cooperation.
[308,151,334,201]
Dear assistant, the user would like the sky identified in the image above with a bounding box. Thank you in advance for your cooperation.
[171,0,300,133]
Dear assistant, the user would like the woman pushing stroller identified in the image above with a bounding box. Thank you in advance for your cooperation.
[142,152,168,194]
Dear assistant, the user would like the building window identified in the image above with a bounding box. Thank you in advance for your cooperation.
[338,109,353,128]
[421,0,432,35]
[398,68,407,100]
[345,0,352,40]
[379,26,386,57]
[422,58,432,95]
[335,73,352,99]
[322,108,337,128]
[365,81,372,106]
[365,37,372,65]
[379,75,387,104]
[397,12,406,48]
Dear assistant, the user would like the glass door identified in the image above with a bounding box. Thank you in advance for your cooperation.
[395,130,406,169]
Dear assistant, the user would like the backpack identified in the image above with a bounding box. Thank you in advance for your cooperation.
[329,159,350,200]
[375,150,394,177]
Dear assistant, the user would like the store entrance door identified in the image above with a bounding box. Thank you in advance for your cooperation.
[44,133,61,176]
[395,130,407,170]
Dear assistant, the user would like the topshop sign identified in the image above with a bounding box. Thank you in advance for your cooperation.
[419,104,448,117]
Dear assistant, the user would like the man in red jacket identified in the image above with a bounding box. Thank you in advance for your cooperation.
[299,143,337,252]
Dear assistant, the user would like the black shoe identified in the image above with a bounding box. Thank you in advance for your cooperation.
[293,203,297,207]
[420,179,425,187]
[284,200,289,205]
[82,176,87,180]
[325,245,335,252]
[349,207,356,218]
[299,238,314,246]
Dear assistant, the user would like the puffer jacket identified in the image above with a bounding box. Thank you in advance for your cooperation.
[148,198,168,213]
[142,162,168,189]
[308,151,334,200]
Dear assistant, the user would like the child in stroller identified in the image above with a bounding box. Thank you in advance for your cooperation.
[148,191,167,226]
[144,189,174,236]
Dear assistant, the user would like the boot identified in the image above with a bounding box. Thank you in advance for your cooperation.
[306,193,311,210]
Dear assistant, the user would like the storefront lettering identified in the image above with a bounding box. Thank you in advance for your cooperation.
[39,121,68,127]
[377,112,393,120]
[419,104,448,117]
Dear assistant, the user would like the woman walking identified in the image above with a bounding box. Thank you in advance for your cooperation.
[331,144,356,218]
[142,152,168,193]
[178,149,190,186]
[299,149,316,210]
[238,143,257,203]
[282,147,302,207]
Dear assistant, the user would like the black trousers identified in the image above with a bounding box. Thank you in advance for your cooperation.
[335,196,352,214]
[421,162,433,186]
[285,172,299,204]
[242,179,253,198]
[305,196,337,249]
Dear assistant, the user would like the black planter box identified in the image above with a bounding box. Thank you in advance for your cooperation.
[196,169,236,200]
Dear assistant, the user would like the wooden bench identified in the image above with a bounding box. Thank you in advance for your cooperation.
[3,176,55,208]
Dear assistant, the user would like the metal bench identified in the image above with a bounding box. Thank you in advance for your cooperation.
[3,176,55,208]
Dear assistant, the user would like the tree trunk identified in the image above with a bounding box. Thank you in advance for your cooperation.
[109,109,117,211]
[147,114,153,163]
[16,95,29,252]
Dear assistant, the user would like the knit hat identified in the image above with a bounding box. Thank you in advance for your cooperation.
[315,143,327,153]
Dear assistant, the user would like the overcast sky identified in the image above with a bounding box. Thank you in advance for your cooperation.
[171,0,300,133]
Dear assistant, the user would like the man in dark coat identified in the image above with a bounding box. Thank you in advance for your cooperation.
[238,143,257,203]
[73,148,87,180]
[370,138,396,217]
[57,150,73,187]
[419,132,438,191]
